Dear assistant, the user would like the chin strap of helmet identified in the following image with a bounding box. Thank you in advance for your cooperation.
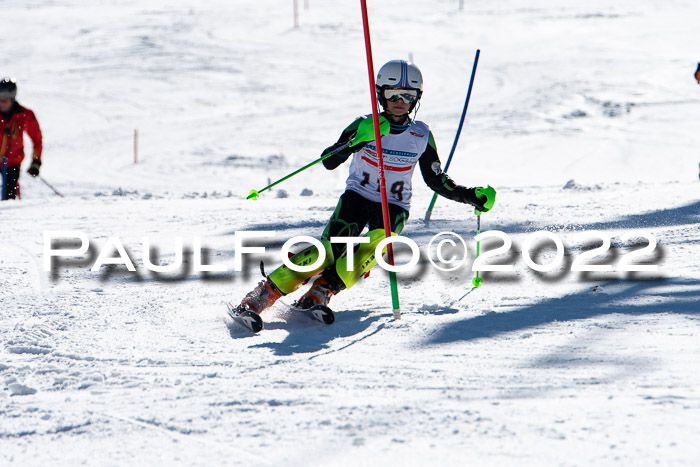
[411,100,421,121]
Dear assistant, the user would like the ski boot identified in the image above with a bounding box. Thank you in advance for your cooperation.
[295,277,333,309]
[228,279,283,332]
[239,278,283,314]
[292,277,335,324]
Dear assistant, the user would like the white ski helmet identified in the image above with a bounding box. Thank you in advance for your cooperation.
[376,60,423,111]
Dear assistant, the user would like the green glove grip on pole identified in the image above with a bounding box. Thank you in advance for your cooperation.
[474,184,496,215]
[349,115,390,147]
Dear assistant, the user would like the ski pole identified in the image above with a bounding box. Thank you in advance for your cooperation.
[247,141,351,200]
[471,185,496,287]
[247,115,389,200]
[39,176,64,198]
[425,49,480,222]
[472,211,482,287]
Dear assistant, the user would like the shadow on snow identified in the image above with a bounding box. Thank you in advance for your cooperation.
[427,277,700,345]
[229,309,384,356]
[422,199,700,237]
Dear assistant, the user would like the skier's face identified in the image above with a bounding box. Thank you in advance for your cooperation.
[0,98,11,113]
[382,87,415,120]
[385,98,410,118]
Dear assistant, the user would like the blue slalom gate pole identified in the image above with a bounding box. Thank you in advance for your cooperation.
[424,49,480,222]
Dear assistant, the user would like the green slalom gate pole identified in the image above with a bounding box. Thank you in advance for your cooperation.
[425,49,480,222]
[360,0,401,319]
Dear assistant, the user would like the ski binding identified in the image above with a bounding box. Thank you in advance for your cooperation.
[290,304,335,325]
[226,303,263,333]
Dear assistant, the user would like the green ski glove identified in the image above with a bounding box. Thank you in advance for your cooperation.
[349,115,390,148]
[474,185,496,214]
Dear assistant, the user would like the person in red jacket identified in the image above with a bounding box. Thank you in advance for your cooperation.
[0,78,43,200]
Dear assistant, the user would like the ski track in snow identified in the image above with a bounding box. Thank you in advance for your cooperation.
[2,0,700,465]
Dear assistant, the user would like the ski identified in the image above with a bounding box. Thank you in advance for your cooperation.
[226,303,264,333]
[289,304,335,325]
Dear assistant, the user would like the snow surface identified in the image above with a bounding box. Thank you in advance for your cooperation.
[2,0,699,465]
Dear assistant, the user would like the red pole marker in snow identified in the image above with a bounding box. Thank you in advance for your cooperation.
[134,129,138,164]
[293,0,299,28]
[360,0,401,319]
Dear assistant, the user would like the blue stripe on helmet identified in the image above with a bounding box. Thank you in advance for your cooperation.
[400,60,408,87]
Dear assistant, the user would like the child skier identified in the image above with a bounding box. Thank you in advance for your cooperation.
[230,60,495,327]
[0,78,43,200]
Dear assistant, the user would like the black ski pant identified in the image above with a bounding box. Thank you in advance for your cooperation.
[1,165,20,200]
[320,189,408,291]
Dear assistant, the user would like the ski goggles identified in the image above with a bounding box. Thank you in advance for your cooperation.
[383,88,419,104]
